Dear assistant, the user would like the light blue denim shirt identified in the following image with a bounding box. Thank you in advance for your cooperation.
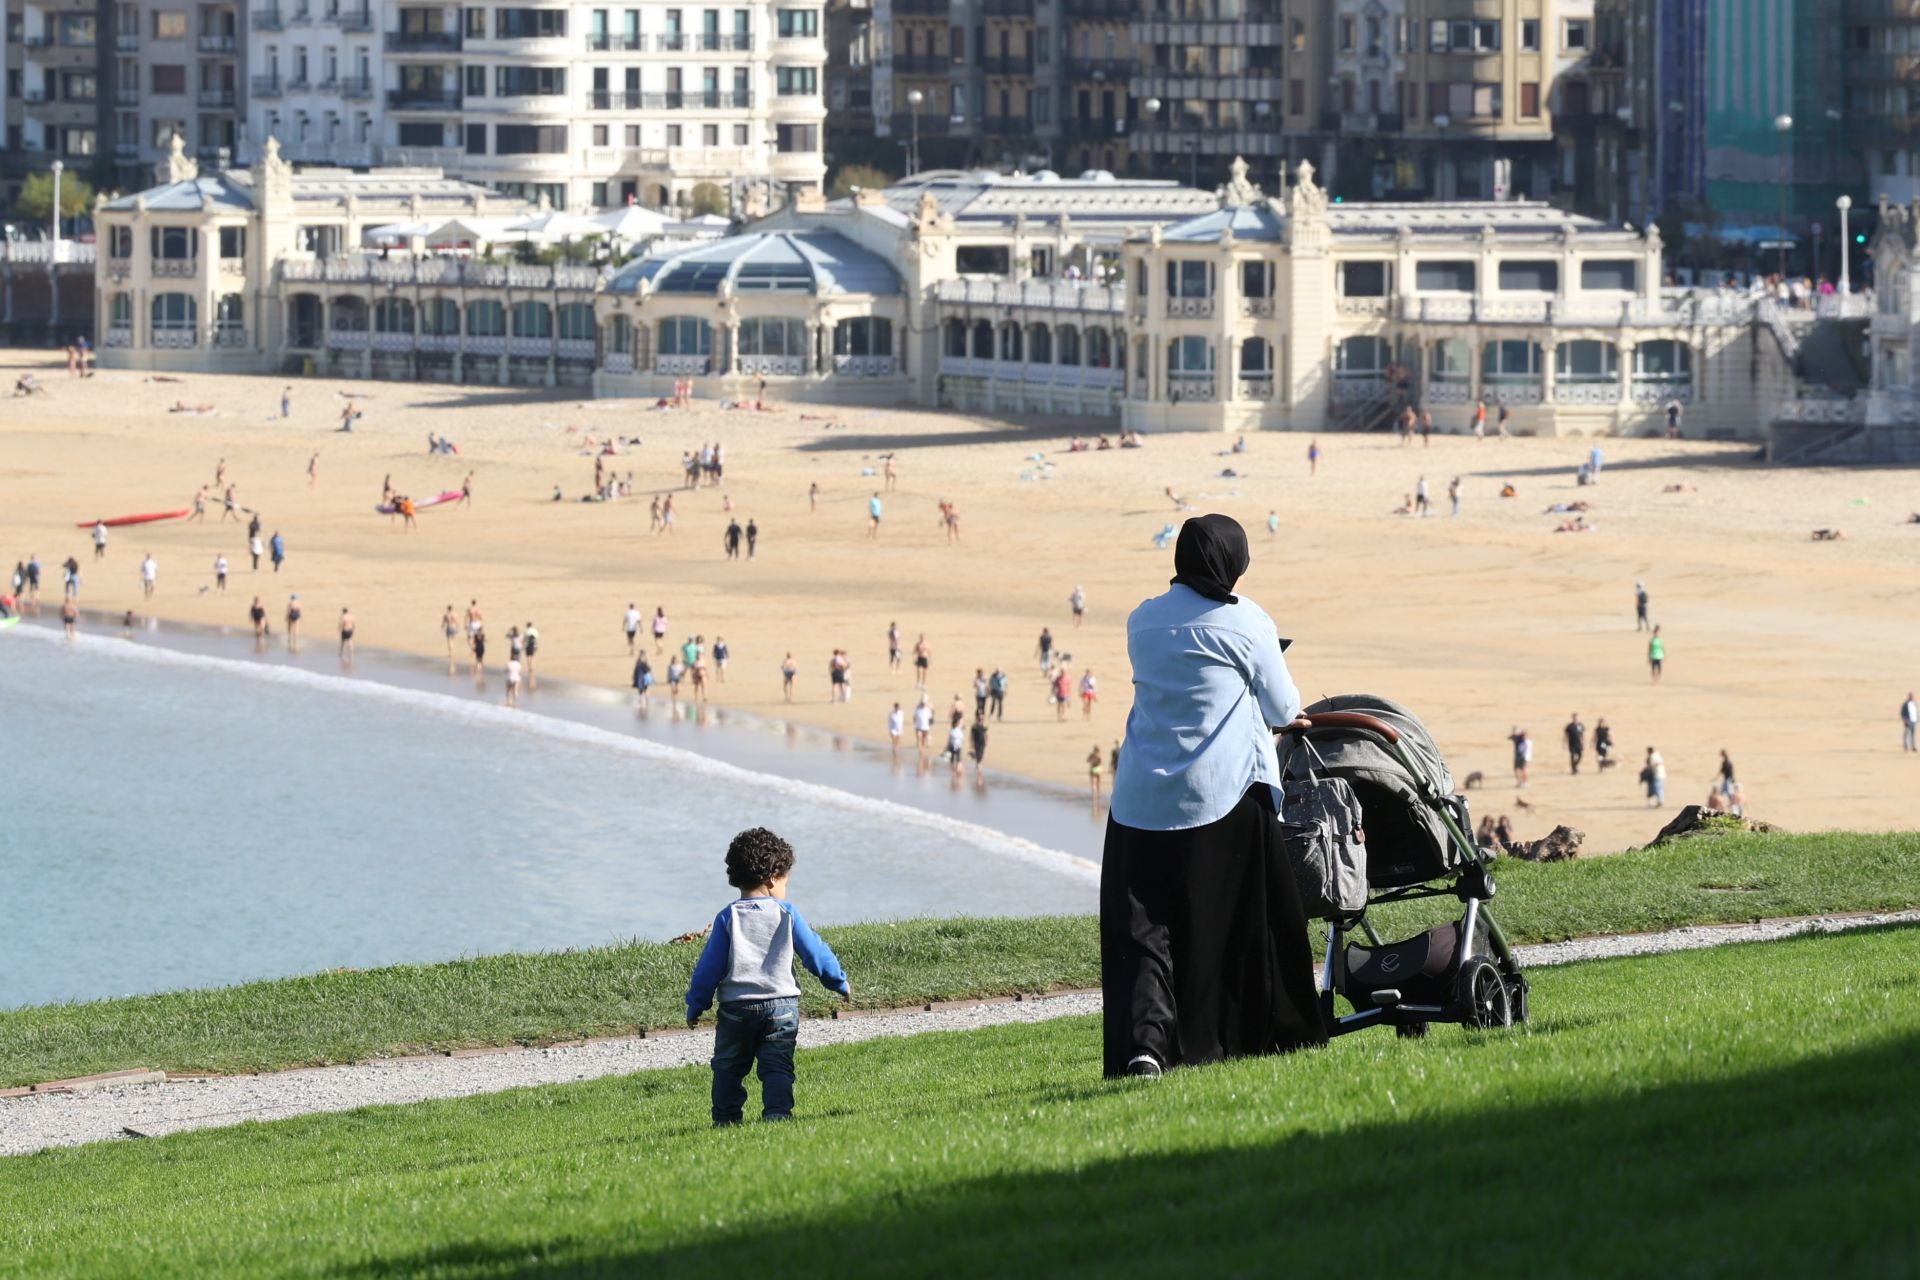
[1110,583,1302,832]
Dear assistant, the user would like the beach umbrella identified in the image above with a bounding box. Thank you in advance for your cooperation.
[422,217,519,252]
[503,210,604,241]
[364,220,436,246]
[589,205,670,243]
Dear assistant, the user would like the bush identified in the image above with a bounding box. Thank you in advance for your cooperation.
[687,183,729,217]
[830,164,896,199]
[13,171,94,225]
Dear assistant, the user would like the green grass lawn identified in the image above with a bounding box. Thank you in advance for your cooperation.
[4,924,1915,1278]
[2,829,1915,1088]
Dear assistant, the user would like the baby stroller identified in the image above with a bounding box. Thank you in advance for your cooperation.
[1276,694,1528,1037]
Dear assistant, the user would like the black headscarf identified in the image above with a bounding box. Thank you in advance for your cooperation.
[1170,514,1249,604]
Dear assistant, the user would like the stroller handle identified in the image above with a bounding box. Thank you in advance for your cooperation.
[1277,711,1401,745]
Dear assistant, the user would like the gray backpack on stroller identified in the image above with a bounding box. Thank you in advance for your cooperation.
[1278,775,1368,920]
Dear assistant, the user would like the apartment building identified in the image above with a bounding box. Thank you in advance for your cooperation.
[1845,0,1920,206]
[18,0,106,173]
[244,0,383,167]
[105,0,244,186]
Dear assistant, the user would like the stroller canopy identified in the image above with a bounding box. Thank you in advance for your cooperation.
[1278,694,1466,888]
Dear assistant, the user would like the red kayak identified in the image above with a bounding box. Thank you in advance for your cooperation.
[374,489,464,515]
[75,509,191,529]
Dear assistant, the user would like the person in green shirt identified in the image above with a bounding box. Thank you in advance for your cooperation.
[1648,626,1665,681]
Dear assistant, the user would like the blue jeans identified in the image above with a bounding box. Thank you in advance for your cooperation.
[711,997,799,1124]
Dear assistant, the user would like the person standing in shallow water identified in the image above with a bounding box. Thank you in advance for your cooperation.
[1102,514,1327,1080]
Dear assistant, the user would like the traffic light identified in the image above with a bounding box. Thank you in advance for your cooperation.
[1856,233,1868,244]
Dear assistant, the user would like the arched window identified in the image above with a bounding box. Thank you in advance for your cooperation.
[150,292,197,330]
[1240,336,1272,375]
[970,319,994,359]
[374,297,414,333]
[421,298,460,335]
[330,296,369,331]
[558,303,596,341]
[1481,340,1543,383]
[511,301,552,338]
[833,317,894,373]
[1336,335,1391,371]
[288,294,323,347]
[658,316,712,355]
[1555,339,1617,383]
[997,320,1023,362]
[944,317,968,357]
[1632,339,1692,379]
[465,300,506,336]
[108,292,133,329]
[741,317,805,356]
[1056,324,1082,366]
[606,313,634,353]
[1027,323,1052,365]
[1086,326,1112,368]
[150,226,197,261]
[1167,336,1214,399]
[215,294,245,329]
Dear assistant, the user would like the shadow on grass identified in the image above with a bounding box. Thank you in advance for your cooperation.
[328,1030,1920,1278]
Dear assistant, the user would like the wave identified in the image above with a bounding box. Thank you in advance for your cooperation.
[11,624,1099,885]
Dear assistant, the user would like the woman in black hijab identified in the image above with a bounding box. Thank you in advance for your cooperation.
[1102,515,1326,1077]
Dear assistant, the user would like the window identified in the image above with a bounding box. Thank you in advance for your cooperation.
[495,8,566,37]
[61,128,96,156]
[1335,335,1390,371]
[1581,259,1639,291]
[950,24,965,61]
[1338,16,1352,50]
[1520,82,1540,117]
[1288,78,1303,114]
[558,303,595,342]
[152,293,198,334]
[496,66,565,95]
[152,10,186,38]
[955,244,1010,275]
[465,123,487,154]
[625,124,641,144]
[1564,19,1589,50]
[1555,340,1617,382]
[494,124,567,153]
[1473,20,1499,50]
[511,301,552,338]
[465,7,487,36]
[152,64,186,94]
[215,294,244,332]
[1167,336,1213,374]
[1471,82,1500,116]
[775,8,816,37]
[833,316,892,357]
[1430,338,1471,383]
[593,124,609,146]
[1166,260,1211,298]
[465,65,487,97]
[1033,87,1049,124]
[62,73,96,102]
[1241,260,1272,299]
[659,316,712,356]
[1240,336,1271,375]
[150,226,197,259]
[776,66,816,95]
[741,318,803,357]
[774,123,816,152]
[1035,29,1049,62]
[1339,261,1388,297]
[1428,19,1447,51]
[110,292,133,327]
[1633,340,1691,379]
[218,226,245,258]
[109,226,133,258]
[1415,260,1475,292]
[1481,340,1543,381]
[733,123,748,144]
[465,300,506,336]
[592,181,609,207]
[1498,260,1559,291]
[421,298,460,335]
[1521,18,1539,50]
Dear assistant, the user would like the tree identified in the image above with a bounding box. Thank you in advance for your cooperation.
[13,170,95,226]
[686,182,729,217]
[829,164,894,200]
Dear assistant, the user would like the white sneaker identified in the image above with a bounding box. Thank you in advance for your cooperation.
[1125,1054,1163,1079]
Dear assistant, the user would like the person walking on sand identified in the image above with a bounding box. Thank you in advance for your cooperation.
[1307,439,1321,476]
[1717,749,1737,797]
[1420,407,1433,446]
[60,596,77,641]
[505,650,522,706]
[249,532,263,572]
[1565,712,1586,774]
[91,520,107,561]
[1053,667,1073,721]
[1068,585,1088,628]
[946,721,965,776]
[1080,669,1099,719]
[659,493,676,535]
[284,594,302,649]
[214,553,228,592]
[867,492,883,538]
[624,603,642,653]
[1497,403,1511,439]
[307,453,318,488]
[781,652,797,701]
[1448,476,1462,517]
[1902,693,1919,752]
[724,518,743,560]
[1036,626,1055,675]
[338,607,356,662]
[1510,726,1533,787]
[809,481,819,514]
[973,669,989,720]
[191,487,208,523]
[1642,746,1667,806]
[465,600,484,645]
[281,387,292,419]
[887,622,902,671]
[441,605,460,669]
[470,622,487,679]
[1266,509,1280,539]
[270,531,285,573]
[913,695,933,755]
[653,606,668,653]
[632,652,654,707]
[1415,476,1431,517]
[1635,581,1650,630]
[1472,400,1487,439]
[249,595,267,641]
[648,494,662,533]
[988,667,1007,719]
[1087,744,1106,802]
[913,634,931,690]
[884,456,897,491]
[1594,717,1615,769]
[139,553,157,599]
[888,702,904,761]
[969,714,989,778]
[666,655,684,702]
[745,518,758,559]
[1648,625,1665,681]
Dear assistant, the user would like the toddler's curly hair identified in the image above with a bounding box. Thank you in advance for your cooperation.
[725,827,796,891]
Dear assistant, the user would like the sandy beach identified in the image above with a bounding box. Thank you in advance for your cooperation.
[4,356,1916,854]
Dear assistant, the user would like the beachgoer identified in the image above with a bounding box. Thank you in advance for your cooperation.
[1510,726,1533,787]
[1037,626,1054,674]
[249,533,263,571]
[913,634,931,690]
[1497,403,1511,439]
[1415,476,1430,517]
[973,669,989,720]
[505,653,521,706]
[307,453,318,488]
[139,553,157,599]
[249,595,267,640]
[653,606,668,652]
[281,387,292,419]
[1565,713,1586,774]
[214,554,228,591]
[1070,585,1086,627]
[1420,408,1433,446]
[1635,581,1650,631]
[884,456,897,491]
[61,597,77,640]
[913,695,933,752]
[285,594,302,647]
[1642,747,1667,807]
[191,488,207,522]
[1307,439,1321,476]
[1648,626,1665,681]
[1594,717,1614,769]
[62,556,81,598]
[868,493,883,538]
[270,531,285,572]
[947,722,965,775]
[338,607,355,661]
[91,521,107,561]
[470,624,487,677]
[1052,668,1072,721]
[660,494,675,534]
[1903,693,1919,753]
[745,518,758,559]
[724,518,743,560]
[781,652,796,701]
[624,603,641,653]
[1717,750,1736,798]
[1266,509,1279,538]
[1473,400,1487,438]
[887,622,902,671]
[522,622,539,689]
[713,636,729,683]
[888,703,904,759]
[666,655,684,700]
[1448,476,1461,517]
[969,716,988,775]
[684,827,850,1125]
[632,653,655,705]
[809,482,819,513]
[1080,670,1098,719]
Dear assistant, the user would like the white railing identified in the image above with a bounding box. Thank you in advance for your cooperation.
[1486,382,1544,405]
[1552,382,1621,404]
[152,328,198,348]
[372,330,415,352]
[933,279,1123,313]
[0,240,97,264]
[558,337,595,360]
[1166,296,1214,318]
[1870,313,1910,339]
[737,354,805,376]
[939,355,991,378]
[657,354,710,375]
[1237,377,1275,400]
[1814,293,1874,319]
[328,329,370,351]
[508,335,551,356]
[466,335,507,356]
[1331,371,1388,401]
[1399,295,1764,327]
[417,332,459,354]
[833,354,895,377]
[1772,395,1858,424]
[1167,375,1215,401]
[219,257,247,274]
[152,259,199,278]
[1402,296,1475,322]
[603,351,635,373]
[1630,381,1692,404]
[1336,296,1389,316]
[213,327,247,348]
[104,328,133,348]
[376,146,466,168]
[1240,297,1275,319]
[1425,380,1472,404]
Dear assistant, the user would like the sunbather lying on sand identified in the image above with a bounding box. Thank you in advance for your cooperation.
[1811,528,1847,541]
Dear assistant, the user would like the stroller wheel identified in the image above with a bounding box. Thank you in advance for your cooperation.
[1458,958,1512,1031]
[1505,972,1531,1025]
[1394,1021,1428,1040]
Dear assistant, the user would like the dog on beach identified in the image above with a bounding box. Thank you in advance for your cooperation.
[1463,771,1484,790]
[1514,795,1534,812]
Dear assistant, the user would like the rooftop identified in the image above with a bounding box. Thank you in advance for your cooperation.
[610,230,902,297]
[849,169,1217,225]
[1325,201,1630,237]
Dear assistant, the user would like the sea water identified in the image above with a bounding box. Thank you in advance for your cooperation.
[0,626,1095,1009]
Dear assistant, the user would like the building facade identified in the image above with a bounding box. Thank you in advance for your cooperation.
[94,153,1790,440]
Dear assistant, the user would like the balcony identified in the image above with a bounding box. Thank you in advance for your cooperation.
[1165,296,1213,318]
[286,76,309,91]
[152,258,199,278]
[588,90,643,109]
[891,54,949,74]
[1063,114,1125,139]
[586,32,644,50]
[198,88,238,108]
[288,4,313,23]
[341,75,373,98]
[252,7,282,29]
[635,90,754,109]
[21,35,52,49]
[1326,110,1403,133]
[1065,0,1135,16]
[652,33,753,51]
[893,0,947,13]
[982,114,1032,134]
[1065,57,1137,79]
[984,0,1036,15]
[387,88,461,109]
[888,110,951,135]
[333,8,374,31]
[384,30,461,52]
[198,34,237,54]
[115,31,139,50]
[982,53,1035,75]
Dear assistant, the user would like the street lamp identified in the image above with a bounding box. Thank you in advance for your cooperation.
[49,159,63,256]
[1773,112,1793,278]
[906,88,924,177]
[1837,193,1853,296]
[1142,96,1169,182]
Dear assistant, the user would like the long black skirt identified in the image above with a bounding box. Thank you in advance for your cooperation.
[1101,786,1328,1077]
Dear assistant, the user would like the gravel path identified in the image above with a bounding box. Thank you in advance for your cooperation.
[5,908,1915,1158]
